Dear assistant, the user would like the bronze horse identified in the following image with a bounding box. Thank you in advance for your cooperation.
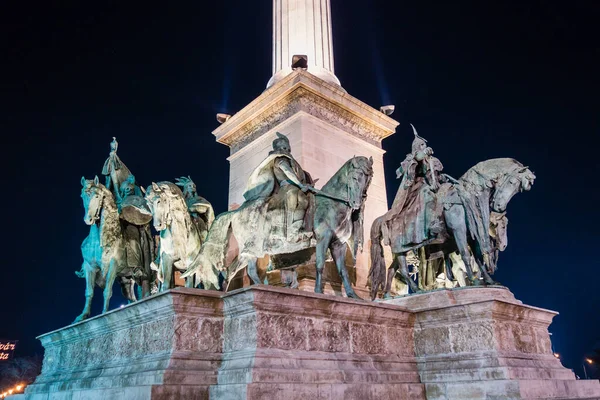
[370,158,535,299]
[145,182,204,291]
[74,177,138,322]
[182,156,374,299]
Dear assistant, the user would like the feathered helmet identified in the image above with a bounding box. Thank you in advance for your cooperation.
[410,124,428,154]
[272,132,290,151]
[175,176,195,192]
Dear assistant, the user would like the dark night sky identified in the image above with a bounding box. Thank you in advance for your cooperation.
[1,0,598,378]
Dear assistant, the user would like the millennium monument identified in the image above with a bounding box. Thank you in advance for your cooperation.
[19,1,600,399]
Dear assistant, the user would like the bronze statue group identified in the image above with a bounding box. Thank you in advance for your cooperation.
[76,130,535,321]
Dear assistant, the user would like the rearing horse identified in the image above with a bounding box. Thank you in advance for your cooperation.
[75,176,137,322]
[182,156,374,299]
[370,158,535,299]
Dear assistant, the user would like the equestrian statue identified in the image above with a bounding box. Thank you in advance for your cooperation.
[182,133,373,299]
[369,125,535,299]
[74,176,140,322]
[101,137,155,297]
[145,181,212,291]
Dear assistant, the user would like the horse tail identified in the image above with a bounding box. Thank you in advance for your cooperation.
[181,211,234,288]
[205,211,234,266]
[368,216,387,300]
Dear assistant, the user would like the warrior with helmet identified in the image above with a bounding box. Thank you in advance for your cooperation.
[386,124,446,251]
[175,176,215,242]
[100,137,155,297]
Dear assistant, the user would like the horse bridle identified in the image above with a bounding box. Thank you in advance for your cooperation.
[88,186,105,224]
[156,191,173,227]
[312,163,370,210]
[491,172,520,207]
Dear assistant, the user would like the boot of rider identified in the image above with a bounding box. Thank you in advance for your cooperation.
[286,209,302,243]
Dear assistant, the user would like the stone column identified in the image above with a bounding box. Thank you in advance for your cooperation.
[268,0,341,88]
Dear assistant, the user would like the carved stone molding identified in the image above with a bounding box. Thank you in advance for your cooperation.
[213,71,399,155]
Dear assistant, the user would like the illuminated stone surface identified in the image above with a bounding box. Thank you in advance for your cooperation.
[382,287,600,400]
[15,285,600,400]
[21,286,600,399]
[267,0,340,88]
[21,286,424,400]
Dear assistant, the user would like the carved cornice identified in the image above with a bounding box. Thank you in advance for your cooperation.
[212,71,399,154]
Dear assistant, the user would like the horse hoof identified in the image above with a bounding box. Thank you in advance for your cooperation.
[73,314,87,324]
[383,292,392,300]
[347,292,363,300]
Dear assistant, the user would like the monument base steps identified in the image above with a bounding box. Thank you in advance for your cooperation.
[19,286,600,399]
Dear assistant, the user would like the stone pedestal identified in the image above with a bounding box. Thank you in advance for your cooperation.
[23,286,424,400]
[210,286,424,400]
[22,286,600,399]
[22,289,224,400]
[382,287,600,400]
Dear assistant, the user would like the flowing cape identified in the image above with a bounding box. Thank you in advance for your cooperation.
[243,153,294,201]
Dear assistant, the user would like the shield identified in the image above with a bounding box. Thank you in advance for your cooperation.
[120,195,153,225]
[186,196,211,214]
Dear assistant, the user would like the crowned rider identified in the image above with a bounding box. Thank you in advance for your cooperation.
[243,132,314,243]
[387,125,446,251]
[175,176,215,242]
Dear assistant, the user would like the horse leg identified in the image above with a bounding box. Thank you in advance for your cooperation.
[290,269,299,289]
[417,248,426,290]
[102,259,118,313]
[330,240,361,299]
[247,257,261,285]
[383,257,399,299]
[445,206,478,286]
[184,270,195,288]
[119,277,137,303]
[141,280,150,298]
[74,262,96,323]
[476,258,498,285]
[161,253,173,291]
[314,231,332,294]
[130,278,138,301]
[444,254,455,282]
[397,254,420,293]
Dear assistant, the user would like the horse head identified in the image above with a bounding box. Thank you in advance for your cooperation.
[491,165,536,212]
[145,182,189,232]
[490,211,508,251]
[347,156,374,210]
[146,182,172,231]
[81,175,106,225]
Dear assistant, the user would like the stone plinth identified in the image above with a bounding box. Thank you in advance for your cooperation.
[24,286,599,399]
[382,287,600,400]
[23,289,224,399]
[23,286,425,400]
